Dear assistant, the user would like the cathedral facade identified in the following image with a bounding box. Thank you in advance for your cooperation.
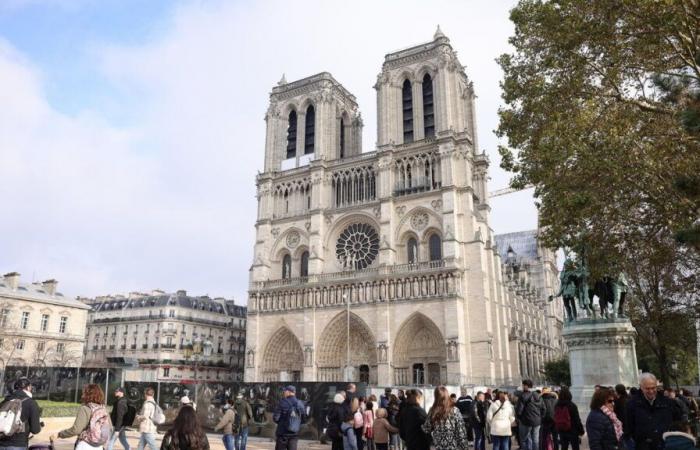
[245,29,562,386]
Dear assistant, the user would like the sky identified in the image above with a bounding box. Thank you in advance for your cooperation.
[0,0,537,302]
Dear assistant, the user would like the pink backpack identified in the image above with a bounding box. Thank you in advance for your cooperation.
[79,403,113,446]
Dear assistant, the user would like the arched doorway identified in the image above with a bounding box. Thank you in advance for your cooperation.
[393,313,446,385]
[317,312,377,383]
[261,327,303,382]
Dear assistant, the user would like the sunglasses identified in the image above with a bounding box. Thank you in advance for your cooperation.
[607,399,615,404]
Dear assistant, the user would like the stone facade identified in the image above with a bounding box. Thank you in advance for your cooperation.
[83,290,247,382]
[0,272,89,368]
[245,29,562,386]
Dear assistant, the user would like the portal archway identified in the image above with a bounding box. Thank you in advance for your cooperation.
[317,312,377,382]
[261,327,303,382]
[393,313,446,385]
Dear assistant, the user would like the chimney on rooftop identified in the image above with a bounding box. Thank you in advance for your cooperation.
[42,279,58,296]
[3,272,20,290]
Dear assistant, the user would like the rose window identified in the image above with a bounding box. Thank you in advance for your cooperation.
[336,223,380,270]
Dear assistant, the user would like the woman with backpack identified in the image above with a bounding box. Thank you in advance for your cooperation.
[487,390,516,450]
[421,386,469,450]
[161,405,210,450]
[50,384,113,450]
[215,398,236,450]
[554,388,584,450]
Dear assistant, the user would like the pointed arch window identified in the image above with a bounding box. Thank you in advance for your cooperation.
[422,74,435,138]
[339,118,345,158]
[286,111,297,159]
[429,234,442,261]
[407,238,418,264]
[282,254,292,279]
[402,79,414,143]
[304,105,315,155]
[300,251,309,277]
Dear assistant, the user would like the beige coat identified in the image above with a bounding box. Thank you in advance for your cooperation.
[215,409,236,435]
[136,399,158,434]
[372,418,399,444]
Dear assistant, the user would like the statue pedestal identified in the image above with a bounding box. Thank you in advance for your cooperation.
[563,318,639,417]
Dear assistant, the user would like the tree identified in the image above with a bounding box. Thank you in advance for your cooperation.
[544,357,571,386]
[497,0,700,381]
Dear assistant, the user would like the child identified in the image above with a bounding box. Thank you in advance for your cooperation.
[372,408,399,450]
[663,422,696,450]
[342,413,359,450]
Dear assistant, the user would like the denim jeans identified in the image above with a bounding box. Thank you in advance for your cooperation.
[519,425,540,450]
[235,427,249,450]
[474,426,486,450]
[222,433,235,450]
[492,435,511,450]
[136,433,158,450]
[107,427,131,450]
[274,435,298,450]
[0,446,30,450]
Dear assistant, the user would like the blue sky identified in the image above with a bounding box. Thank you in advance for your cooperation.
[0,0,537,301]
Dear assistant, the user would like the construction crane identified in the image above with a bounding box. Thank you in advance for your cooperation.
[489,184,534,199]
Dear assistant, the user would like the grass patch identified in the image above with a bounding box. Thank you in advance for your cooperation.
[36,400,111,417]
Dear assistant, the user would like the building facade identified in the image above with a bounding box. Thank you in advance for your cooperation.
[0,272,89,368]
[245,29,562,386]
[84,290,246,382]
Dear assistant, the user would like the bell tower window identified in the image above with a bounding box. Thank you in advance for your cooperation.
[422,74,434,138]
[339,118,345,158]
[304,105,315,155]
[402,79,414,143]
[286,111,297,159]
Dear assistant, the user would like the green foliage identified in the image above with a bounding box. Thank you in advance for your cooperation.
[544,357,571,386]
[36,400,112,417]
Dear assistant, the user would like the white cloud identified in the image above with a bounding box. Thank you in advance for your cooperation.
[1,0,536,301]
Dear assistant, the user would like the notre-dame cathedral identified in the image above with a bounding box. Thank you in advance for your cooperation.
[244,28,564,386]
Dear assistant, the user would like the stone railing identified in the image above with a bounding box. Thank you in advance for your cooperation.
[248,262,460,314]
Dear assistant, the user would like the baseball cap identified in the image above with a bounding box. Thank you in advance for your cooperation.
[284,385,296,393]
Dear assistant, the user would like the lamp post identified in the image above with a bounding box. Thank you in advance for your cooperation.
[183,335,213,404]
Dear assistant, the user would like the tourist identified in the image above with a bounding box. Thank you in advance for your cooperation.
[487,390,516,450]
[234,393,253,450]
[373,408,399,450]
[134,387,159,450]
[272,385,307,450]
[328,392,348,450]
[473,391,487,450]
[364,401,376,450]
[399,389,430,450]
[553,388,583,450]
[0,377,42,450]
[662,422,696,450]
[50,384,111,450]
[541,387,559,450]
[380,388,392,409]
[665,389,689,422]
[421,386,468,450]
[679,389,699,435]
[626,373,681,450]
[214,398,236,450]
[387,394,401,450]
[108,387,132,450]
[342,413,358,450]
[180,395,196,410]
[586,388,622,450]
[354,399,365,450]
[516,379,545,450]
[161,406,209,450]
[369,395,379,415]
[456,388,475,444]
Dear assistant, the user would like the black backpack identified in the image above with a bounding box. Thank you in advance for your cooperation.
[122,401,137,427]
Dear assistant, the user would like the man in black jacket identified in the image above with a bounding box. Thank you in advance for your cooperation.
[107,387,131,450]
[626,373,681,450]
[273,385,307,450]
[456,389,475,444]
[0,377,42,450]
[516,380,545,450]
[399,389,430,450]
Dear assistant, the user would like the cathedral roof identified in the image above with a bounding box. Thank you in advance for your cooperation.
[270,71,356,103]
[494,230,539,262]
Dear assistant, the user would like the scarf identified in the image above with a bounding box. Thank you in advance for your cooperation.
[601,405,623,442]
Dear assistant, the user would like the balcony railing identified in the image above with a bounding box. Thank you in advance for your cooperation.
[161,344,177,349]
[251,260,446,290]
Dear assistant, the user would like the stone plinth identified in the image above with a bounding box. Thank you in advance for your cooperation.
[563,318,639,416]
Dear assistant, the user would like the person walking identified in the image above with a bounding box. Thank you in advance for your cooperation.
[516,380,545,450]
[626,373,681,450]
[422,386,468,450]
[272,385,306,450]
[553,388,583,450]
[51,384,112,450]
[473,392,487,450]
[373,408,398,450]
[161,405,209,450]
[487,390,516,450]
[399,389,430,450]
[586,388,622,450]
[234,393,253,450]
[0,377,42,450]
[134,387,159,450]
[108,387,132,450]
[215,398,236,450]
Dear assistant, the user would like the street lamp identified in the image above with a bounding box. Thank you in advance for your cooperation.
[183,335,213,403]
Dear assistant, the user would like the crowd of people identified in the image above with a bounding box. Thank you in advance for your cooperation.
[0,373,698,450]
